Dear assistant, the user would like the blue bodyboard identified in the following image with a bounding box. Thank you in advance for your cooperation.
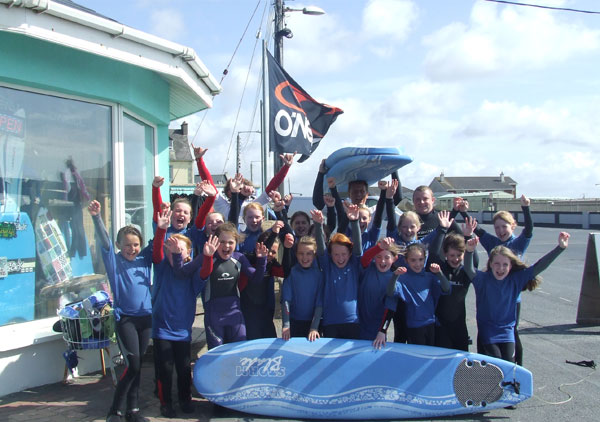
[324,147,403,170]
[324,153,413,193]
[193,338,533,420]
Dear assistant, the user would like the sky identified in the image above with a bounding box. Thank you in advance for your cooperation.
[77,0,600,199]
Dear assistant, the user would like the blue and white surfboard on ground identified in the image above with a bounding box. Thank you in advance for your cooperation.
[321,147,413,192]
[193,338,532,420]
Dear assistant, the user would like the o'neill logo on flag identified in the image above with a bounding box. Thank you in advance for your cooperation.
[267,51,343,162]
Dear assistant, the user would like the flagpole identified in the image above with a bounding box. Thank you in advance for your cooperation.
[261,39,269,194]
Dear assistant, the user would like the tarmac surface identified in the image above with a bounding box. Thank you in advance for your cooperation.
[0,225,599,422]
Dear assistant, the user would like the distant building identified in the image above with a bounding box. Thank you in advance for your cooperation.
[169,121,195,195]
[429,171,517,198]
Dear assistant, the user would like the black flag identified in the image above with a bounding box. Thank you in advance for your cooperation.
[267,51,343,162]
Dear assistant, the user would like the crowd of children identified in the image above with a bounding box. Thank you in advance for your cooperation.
[92,147,569,421]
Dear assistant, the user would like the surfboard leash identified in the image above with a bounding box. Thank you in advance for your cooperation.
[531,361,596,405]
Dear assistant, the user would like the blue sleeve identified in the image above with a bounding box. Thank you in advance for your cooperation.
[479,232,500,254]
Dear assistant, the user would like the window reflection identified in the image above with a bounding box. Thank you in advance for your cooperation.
[0,86,112,325]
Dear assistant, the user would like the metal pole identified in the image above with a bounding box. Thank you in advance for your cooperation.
[236,133,241,175]
[273,0,285,194]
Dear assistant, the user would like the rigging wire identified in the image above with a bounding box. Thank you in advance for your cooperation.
[484,0,600,14]
[221,2,272,174]
[189,0,263,148]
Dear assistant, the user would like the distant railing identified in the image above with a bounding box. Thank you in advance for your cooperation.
[452,210,600,230]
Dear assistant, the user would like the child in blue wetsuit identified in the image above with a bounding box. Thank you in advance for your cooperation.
[463,232,569,362]
[312,205,363,340]
[358,237,402,341]
[374,243,450,348]
[151,212,203,418]
[89,200,153,422]
[281,236,324,341]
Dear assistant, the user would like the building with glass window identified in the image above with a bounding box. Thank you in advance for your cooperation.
[0,1,220,396]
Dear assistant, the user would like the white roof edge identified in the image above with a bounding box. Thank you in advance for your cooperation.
[0,0,222,95]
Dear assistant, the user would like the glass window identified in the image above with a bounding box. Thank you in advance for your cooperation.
[123,113,154,242]
[0,85,112,326]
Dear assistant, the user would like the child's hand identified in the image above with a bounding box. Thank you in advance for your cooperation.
[193,182,204,197]
[283,194,293,206]
[378,180,388,191]
[200,180,217,197]
[310,209,324,224]
[308,329,320,342]
[157,209,172,230]
[272,199,285,212]
[153,176,164,188]
[160,202,171,214]
[378,237,394,250]
[345,203,359,221]
[520,194,530,207]
[319,159,328,174]
[327,177,336,189]
[453,197,462,211]
[323,194,335,207]
[462,216,477,237]
[437,210,454,229]
[280,152,296,167]
[88,200,101,216]
[229,174,243,194]
[269,190,282,203]
[255,242,268,258]
[272,220,284,234]
[394,266,407,276]
[373,332,386,349]
[558,232,570,249]
[459,199,469,213]
[165,236,184,254]
[282,327,290,341]
[284,233,295,249]
[466,236,479,252]
[429,263,441,274]
[386,179,398,199]
[204,235,219,256]
[193,146,208,159]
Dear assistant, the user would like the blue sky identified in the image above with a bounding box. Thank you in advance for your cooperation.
[78,0,600,198]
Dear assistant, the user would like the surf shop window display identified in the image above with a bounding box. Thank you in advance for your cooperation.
[0,85,114,326]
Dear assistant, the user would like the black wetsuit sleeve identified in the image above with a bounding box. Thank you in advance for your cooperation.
[310,307,323,332]
[531,246,564,278]
[91,214,111,250]
[523,206,533,238]
[387,273,399,297]
[437,270,450,293]
[282,300,291,328]
[315,222,326,256]
[350,219,362,256]
[391,171,402,206]
[463,251,476,280]
[372,189,385,229]
[326,204,337,233]
[281,245,292,278]
[331,186,349,234]
[312,170,325,210]
[378,308,395,334]
[228,191,240,225]
[430,226,448,263]
[385,197,397,233]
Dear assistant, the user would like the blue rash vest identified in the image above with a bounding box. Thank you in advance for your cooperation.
[358,263,393,340]
[319,254,362,326]
[390,268,448,329]
[281,261,324,321]
[101,241,153,321]
[152,259,203,342]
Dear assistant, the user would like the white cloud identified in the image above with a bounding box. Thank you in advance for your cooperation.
[149,8,187,41]
[423,0,600,80]
[362,0,419,55]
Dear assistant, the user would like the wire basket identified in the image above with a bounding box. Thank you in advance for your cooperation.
[59,311,115,350]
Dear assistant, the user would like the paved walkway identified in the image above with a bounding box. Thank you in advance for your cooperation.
[0,310,213,422]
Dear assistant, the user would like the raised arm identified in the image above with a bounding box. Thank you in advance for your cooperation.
[346,204,363,256]
[372,183,386,230]
[324,193,337,233]
[521,195,533,238]
[152,209,171,264]
[152,176,165,224]
[530,232,569,277]
[312,159,327,210]
[429,263,450,293]
[385,179,399,233]
[463,237,478,280]
[194,180,217,229]
[265,153,295,195]
[193,146,216,189]
[391,171,402,206]
[311,209,327,256]
[88,200,110,250]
